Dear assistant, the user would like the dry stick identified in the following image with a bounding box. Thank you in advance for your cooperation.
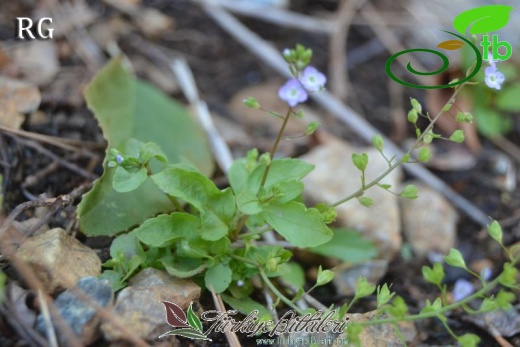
[360,2,430,83]
[5,134,98,181]
[38,289,59,347]
[0,125,103,153]
[195,0,416,30]
[200,4,490,227]
[329,0,367,100]
[209,285,242,347]
[170,58,234,173]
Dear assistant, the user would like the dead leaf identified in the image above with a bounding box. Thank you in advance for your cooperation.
[0,77,41,130]
[437,40,465,50]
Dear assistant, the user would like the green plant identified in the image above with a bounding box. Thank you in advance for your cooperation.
[79,43,517,346]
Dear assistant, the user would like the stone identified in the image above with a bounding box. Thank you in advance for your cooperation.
[400,182,458,257]
[0,77,41,130]
[300,136,402,260]
[36,277,113,345]
[15,228,102,293]
[101,268,201,342]
[332,260,388,297]
[344,310,413,347]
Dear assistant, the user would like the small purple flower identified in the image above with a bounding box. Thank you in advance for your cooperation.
[452,278,474,302]
[278,78,308,107]
[116,154,124,164]
[299,66,326,92]
[485,66,505,90]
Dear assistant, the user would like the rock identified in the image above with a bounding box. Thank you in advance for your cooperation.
[12,41,59,86]
[15,228,102,293]
[465,304,520,337]
[332,260,388,296]
[400,182,458,257]
[344,310,411,347]
[301,136,402,260]
[101,268,201,342]
[36,277,113,345]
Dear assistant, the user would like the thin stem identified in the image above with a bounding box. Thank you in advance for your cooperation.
[259,269,304,314]
[354,275,500,326]
[331,84,465,207]
[260,107,293,187]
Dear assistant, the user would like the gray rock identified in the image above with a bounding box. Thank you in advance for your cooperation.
[101,268,201,342]
[400,182,458,257]
[333,260,388,297]
[344,311,413,347]
[301,136,402,260]
[36,276,113,345]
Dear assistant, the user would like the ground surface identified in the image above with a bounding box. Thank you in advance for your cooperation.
[0,0,519,346]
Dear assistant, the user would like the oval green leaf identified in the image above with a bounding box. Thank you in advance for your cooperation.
[453,5,513,35]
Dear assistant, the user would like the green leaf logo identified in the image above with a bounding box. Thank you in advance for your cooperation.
[453,5,513,35]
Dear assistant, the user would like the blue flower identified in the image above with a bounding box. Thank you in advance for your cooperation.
[299,66,326,92]
[485,66,505,90]
[452,278,474,302]
[116,154,124,164]
[484,52,505,90]
[278,79,308,107]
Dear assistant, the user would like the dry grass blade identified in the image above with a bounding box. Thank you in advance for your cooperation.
[171,58,234,173]
[209,285,242,347]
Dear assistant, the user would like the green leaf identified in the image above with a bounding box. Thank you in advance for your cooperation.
[136,213,199,248]
[311,229,377,263]
[112,166,148,193]
[98,270,126,292]
[236,190,262,215]
[487,220,503,245]
[110,231,140,260]
[497,84,520,112]
[205,263,233,293]
[263,158,314,187]
[457,333,480,347]
[277,262,305,288]
[260,201,333,248]
[376,284,395,308]
[351,153,368,172]
[78,59,213,236]
[400,184,418,199]
[357,196,373,207]
[444,249,467,269]
[354,277,376,299]
[474,109,512,138]
[422,263,445,286]
[151,166,218,211]
[161,257,206,278]
[449,130,465,143]
[187,302,203,332]
[221,294,272,321]
[316,266,335,286]
[418,147,432,162]
[122,255,142,281]
[453,5,513,35]
[420,298,443,315]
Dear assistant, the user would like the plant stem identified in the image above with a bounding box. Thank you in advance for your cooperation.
[331,84,465,207]
[260,107,293,188]
[259,269,304,314]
